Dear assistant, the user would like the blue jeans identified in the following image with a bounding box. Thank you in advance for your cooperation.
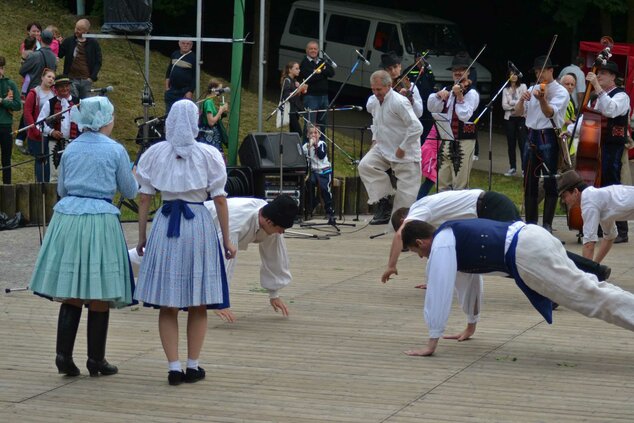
[28,138,50,182]
[303,94,329,134]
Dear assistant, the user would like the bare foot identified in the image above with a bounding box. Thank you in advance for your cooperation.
[404,348,434,356]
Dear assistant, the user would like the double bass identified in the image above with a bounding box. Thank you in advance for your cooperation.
[566,36,614,231]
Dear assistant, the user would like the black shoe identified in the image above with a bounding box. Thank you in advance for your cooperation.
[599,264,611,281]
[56,354,80,377]
[542,224,553,234]
[168,370,185,386]
[327,216,336,226]
[370,197,392,225]
[552,302,559,310]
[86,358,118,377]
[614,235,629,244]
[184,367,206,383]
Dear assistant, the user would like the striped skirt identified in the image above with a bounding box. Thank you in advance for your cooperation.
[134,203,229,309]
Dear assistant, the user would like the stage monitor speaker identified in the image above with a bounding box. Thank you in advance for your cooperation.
[239,132,307,171]
[102,0,153,34]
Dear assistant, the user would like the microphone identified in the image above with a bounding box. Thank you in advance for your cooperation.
[348,105,363,111]
[89,86,114,94]
[320,50,337,69]
[355,49,371,66]
[210,87,231,95]
[507,61,523,79]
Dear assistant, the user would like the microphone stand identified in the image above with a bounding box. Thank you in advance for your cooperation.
[473,76,512,191]
[325,54,366,175]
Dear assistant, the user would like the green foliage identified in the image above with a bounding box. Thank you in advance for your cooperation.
[542,0,627,28]
[153,0,196,17]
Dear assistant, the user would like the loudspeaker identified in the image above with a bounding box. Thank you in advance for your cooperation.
[239,132,307,171]
[102,0,153,34]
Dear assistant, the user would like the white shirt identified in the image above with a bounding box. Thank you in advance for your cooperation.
[205,197,291,298]
[409,85,424,118]
[566,87,631,134]
[37,96,74,138]
[502,84,528,120]
[366,88,423,163]
[581,185,634,243]
[425,221,525,338]
[405,189,482,227]
[302,140,331,172]
[427,88,480,141]
[524,80,569,129]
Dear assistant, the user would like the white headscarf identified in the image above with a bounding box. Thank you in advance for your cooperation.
[70,97,114,131]
[165,99,199,158]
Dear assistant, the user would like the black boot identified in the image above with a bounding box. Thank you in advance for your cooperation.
[542,195,557,230]
[55,303,82,376]
[86,310,118,377]
[565,251,611,281]
[614,221,629,244]
[370,196,392,225]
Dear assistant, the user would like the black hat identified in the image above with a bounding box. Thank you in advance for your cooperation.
[600,61,620,76]
[533,55,557,70]
[380,51,401,69]
[53,75,71,86]
[557,170,584,196]
[447,51,471,71]
[261,194,299,229]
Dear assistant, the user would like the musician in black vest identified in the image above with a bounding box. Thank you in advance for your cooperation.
[299,40,335,135]
[36,75,79,182]
[583,61,630,243]
[398,219,634,357]
[427,52,480,191]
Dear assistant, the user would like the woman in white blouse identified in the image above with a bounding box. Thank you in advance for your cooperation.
[501,72,528,176]
[134,99,236,386]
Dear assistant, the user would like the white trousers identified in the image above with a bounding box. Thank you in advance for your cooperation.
[358,147,421,213]
[437,139,475,191]
[515,225,634,331]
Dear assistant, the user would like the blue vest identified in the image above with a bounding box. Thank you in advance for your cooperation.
[436,219,553,323]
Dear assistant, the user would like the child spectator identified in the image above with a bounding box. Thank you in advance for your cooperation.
[302,125,336,225]
[45,25,62,57]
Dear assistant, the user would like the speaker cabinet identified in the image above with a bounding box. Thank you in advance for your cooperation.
[239,132,307,171]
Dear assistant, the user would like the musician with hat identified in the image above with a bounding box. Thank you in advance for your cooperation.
[36,74,79,182]
[514,55,568,233]
[427,52,480,191]
[380,51,423,118]
[558,169,634,263]
[580,61,631,243]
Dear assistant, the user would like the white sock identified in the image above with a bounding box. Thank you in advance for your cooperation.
[186,358,199,369]
[168,360,181,372]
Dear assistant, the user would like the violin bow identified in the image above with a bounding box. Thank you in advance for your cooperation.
[393,50,430,89]
[533,34,559,88]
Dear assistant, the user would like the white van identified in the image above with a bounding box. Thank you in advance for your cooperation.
[278,0,491,100]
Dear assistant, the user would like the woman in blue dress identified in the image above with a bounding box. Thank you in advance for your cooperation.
[29,96,138,377]
[134,99,236,386]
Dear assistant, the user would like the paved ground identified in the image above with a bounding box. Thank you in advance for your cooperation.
[1,212,634,422]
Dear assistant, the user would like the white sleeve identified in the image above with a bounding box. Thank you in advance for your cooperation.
[454,273,483,324]
[597,92,630,118]
[424,228,458,338]
[427,91,447,113]
[454,90,479,122]
[582,200,601,243]
[258,234,292,298]
[411,85,423,118]
[397,99,424,151]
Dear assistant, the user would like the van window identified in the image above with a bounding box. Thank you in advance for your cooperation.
[289,9,320,39]
[402,23,465,55]
[326,14,369,47]
[373,22,402,55]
